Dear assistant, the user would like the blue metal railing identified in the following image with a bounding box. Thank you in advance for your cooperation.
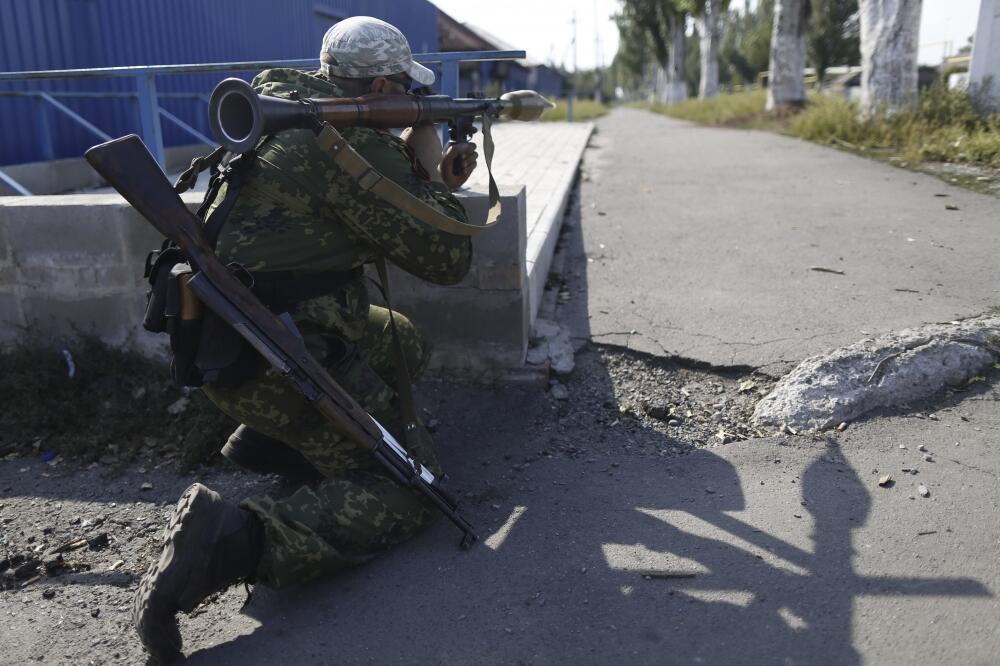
[0,50,525,195]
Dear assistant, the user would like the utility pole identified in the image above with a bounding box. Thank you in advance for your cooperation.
[568,11,577,122]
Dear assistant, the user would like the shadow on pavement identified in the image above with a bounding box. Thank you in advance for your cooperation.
[180,188,990,664]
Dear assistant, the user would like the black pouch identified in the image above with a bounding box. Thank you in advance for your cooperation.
[146,259,260,389]
[163,262,204,388]
[142,242,186,334]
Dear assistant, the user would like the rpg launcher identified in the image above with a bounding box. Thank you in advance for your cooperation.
[208,77,554,156]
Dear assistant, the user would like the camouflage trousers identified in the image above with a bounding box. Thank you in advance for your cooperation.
[203,302,438,589]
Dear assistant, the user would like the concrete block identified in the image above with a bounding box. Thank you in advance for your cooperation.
[21,294,138,346]
[456,185,527,291]
[0,265,18,289]
[2,195,125,266]
[388,285,528,361]
[17,264,136,294]
[0,221,9,264]
[0,291,26,342]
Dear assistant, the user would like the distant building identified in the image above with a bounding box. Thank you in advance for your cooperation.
[0,0,440,166]
[436,10,565,97]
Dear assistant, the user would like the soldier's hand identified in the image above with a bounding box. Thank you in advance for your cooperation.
[440,142,478,190]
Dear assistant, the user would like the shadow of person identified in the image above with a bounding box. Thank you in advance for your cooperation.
[176,174,990,665]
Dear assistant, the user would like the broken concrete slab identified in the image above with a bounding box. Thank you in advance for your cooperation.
[525,317,576,376]
[753,315,1000,431]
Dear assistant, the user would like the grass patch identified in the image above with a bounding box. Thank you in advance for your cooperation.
[646,90,768,126]
[788,88,1000,168]
[0,337,234,470]
[643,85,1000,182]
[540,98,610,122]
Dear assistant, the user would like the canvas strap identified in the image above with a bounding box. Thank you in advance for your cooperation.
[373,255,421,450]
[316,118,501,235]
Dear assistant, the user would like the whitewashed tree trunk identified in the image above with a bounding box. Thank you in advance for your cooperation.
[698,0,723,99]
[859,0,922,116]
[651,63,670,104]
[766,0,809,110]
[666,17,689,104]
[970,0,1000,87]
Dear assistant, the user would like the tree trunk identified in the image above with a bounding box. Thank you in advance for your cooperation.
[766,0,810,111]
[666,16,689,104]
[698,0,723,99]
[859,0,922,116]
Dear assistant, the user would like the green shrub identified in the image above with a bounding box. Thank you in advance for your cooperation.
[649,90,767,125]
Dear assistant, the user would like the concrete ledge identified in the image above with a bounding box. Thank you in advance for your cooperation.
[0,185,532,380]
[0,192,199,355]
[372,186,529,379]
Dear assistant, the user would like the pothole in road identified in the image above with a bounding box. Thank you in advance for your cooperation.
[550,344,774,457]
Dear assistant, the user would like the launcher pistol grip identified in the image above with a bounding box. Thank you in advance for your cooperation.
[446,116,477,176]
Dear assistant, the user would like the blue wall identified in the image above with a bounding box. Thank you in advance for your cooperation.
[0,0,439,166]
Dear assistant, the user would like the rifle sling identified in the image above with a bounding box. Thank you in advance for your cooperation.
[316,121,501,236]
[372,255,421,451]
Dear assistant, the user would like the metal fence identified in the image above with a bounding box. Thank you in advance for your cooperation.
[0,49,525,196]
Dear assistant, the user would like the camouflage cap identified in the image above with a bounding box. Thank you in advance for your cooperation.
[320,16,435,86]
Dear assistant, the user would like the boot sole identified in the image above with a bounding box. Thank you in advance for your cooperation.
[133,483,216,662]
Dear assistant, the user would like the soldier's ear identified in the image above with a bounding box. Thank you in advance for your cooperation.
[369,76,390,94]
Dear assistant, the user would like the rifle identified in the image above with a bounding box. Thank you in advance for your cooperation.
[85,134,478,549]
[208,77,554,154]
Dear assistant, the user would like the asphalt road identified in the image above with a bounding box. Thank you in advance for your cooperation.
[4,108,1000,665]
[578,108,1000,374]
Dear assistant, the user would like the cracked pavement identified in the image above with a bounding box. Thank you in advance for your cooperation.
[578,108,1000,375]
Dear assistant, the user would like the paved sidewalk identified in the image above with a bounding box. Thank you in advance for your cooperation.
[578,108,1000,374]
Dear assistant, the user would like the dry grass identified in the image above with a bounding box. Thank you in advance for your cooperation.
[644,86,1000,171]
[540,98,610,122]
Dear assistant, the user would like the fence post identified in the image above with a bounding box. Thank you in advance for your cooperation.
[440,60,460,97]
[34,95,55,161]
[134,73,165,168]
[439,59,461,146]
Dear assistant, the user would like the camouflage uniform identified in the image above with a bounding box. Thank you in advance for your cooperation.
[201,67,471,589]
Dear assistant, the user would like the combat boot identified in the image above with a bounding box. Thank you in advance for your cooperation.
[133,483,264,662]
[222,424,324,482]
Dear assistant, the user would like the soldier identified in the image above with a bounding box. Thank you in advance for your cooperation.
[134,16,479,661]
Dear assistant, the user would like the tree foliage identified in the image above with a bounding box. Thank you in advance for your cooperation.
[718,0,774,86]
[807,0,860,82]
[613,0,864,95]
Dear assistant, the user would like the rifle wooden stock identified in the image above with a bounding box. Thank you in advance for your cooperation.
[84,135,477,546]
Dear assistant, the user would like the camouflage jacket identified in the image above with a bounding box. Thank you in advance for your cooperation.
[206,68,472,343]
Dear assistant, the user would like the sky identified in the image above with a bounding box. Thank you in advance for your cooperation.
[429,0,986,70]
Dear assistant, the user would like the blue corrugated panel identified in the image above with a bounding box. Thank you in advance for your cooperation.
[0,0,439,166]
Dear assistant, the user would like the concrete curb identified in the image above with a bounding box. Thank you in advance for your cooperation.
[753,315,1000,431]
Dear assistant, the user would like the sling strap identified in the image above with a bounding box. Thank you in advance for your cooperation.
[371,255,422,451]
[173,146,226,195]
[316,119,502,236]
